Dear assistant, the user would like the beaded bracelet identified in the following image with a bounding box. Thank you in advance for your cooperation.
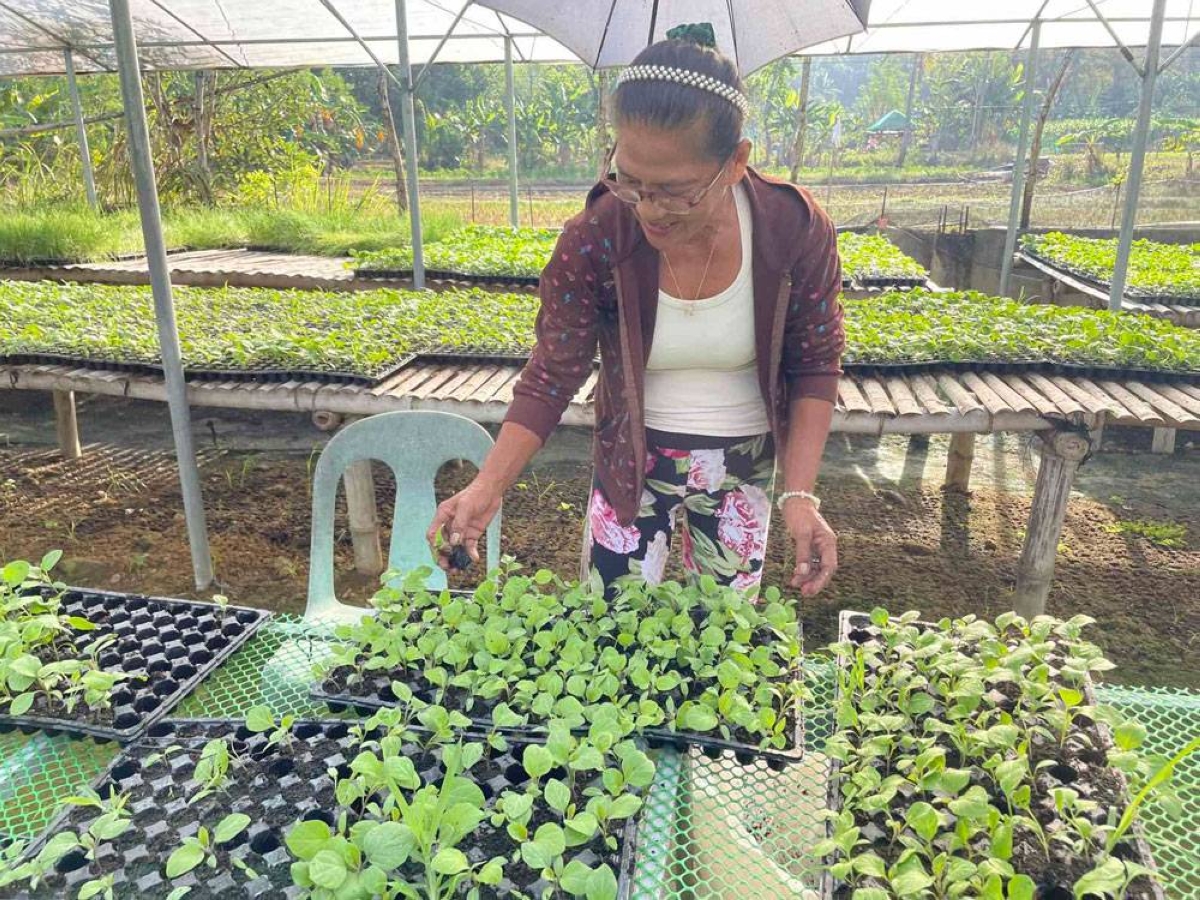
[776,490,821,511]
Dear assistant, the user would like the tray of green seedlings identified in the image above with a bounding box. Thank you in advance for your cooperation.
[11,280,1198,386]
[837,233,929,290]
[819,608,1174,900]
[312,567,807,768]
[1022,232,1200,306]
[0,700,654,900]
[840,289,1200,382]
[0,281,540,386]
[350,225,561,286]
[0,554,267,742]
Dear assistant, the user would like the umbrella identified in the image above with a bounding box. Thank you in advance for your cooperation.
[867,109,912,133]
[471,0,871,74]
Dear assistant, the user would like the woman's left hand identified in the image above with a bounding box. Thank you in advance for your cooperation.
[782,499,838,597]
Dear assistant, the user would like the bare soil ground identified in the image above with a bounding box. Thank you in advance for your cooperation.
[1,442,1195,690]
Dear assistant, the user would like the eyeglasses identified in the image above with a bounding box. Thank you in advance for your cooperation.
[599,144,729,215]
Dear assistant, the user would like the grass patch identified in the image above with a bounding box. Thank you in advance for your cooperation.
[166,206,462,256]
[1103,520,1188,548]
[0,205,467,263]
[0,208,143,265]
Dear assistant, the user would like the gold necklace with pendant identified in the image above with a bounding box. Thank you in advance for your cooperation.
[663,236,718,316]
[661,188,731,315]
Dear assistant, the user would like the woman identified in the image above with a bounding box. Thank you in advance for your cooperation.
[428,24,844,598]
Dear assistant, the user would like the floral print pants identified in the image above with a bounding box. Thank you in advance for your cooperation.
[587,433,776,593]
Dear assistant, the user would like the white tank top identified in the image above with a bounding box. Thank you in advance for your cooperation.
[644,183,769,437]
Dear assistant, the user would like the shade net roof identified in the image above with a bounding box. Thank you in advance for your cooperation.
[0,0,1194,77]
[0,0,578,76]
[799,0,1200,55]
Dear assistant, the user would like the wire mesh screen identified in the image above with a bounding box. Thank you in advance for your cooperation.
[0,617,1196,900]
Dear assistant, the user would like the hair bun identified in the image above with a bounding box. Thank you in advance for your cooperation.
[665,22,717,48]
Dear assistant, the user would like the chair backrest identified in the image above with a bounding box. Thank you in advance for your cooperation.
[306,411,500,620]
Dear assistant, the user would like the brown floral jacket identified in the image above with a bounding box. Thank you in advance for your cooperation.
[505,167,845,526]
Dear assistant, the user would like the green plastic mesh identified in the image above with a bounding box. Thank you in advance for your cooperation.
[1,618,1197,900]
[1091,684,1200,900]
[0,730,117,841]
[176,617,332,719]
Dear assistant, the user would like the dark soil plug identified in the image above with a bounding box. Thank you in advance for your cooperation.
[448,544,473,572]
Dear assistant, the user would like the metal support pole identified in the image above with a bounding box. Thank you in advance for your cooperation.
[897,52,920,168]
[395,0,425,288]
[1109,0,1166,311]
[505,35,519,228]
[63,49,98,211]
[108,0,214,590]
[998,20,1040,297]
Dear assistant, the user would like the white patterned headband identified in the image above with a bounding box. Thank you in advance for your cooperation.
[615,64,749,116]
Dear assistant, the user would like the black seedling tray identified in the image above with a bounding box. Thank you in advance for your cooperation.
[1,589,268,742]
[635,662,804,770]
[417,346,535,365]
[840,357,1200,385]
[821,611,1166,900]
[8,345,1197,390]
[12,718,640,900]
[0,250,160,269]
[313,611,805,769]
[355,267,541,288]
[1022,248,1200,308]
[315,667,804,771]
[850,275,929,289]
[0,350,419,388]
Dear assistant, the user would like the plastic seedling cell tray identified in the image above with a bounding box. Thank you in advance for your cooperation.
[312,611,805,769]
[851,276,929,289]
[840,357,1200,384]
[315,670,804,770]
[1022,248,1200,308]
[12,718,640,900]
[821,611,1167,900]
[0,351,421,389]
[355,267,541,288]
[1,590,268,742]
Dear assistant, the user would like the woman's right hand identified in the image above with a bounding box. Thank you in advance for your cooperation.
[427,477,504,570]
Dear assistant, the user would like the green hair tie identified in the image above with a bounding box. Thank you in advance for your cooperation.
[666,22,717,48]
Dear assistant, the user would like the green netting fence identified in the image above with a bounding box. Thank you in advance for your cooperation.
[1,617,1197,900]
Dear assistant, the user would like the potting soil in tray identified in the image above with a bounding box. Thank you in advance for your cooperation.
[1,589,268,741]
[823,611,1165,900]
[313,608,804,767]
[12,718,639,900]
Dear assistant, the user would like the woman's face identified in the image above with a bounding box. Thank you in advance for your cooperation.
[612,120,750,251]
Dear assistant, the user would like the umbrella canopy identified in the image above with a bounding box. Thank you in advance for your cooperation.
[471,0,872,73]
[867,109,911,133]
